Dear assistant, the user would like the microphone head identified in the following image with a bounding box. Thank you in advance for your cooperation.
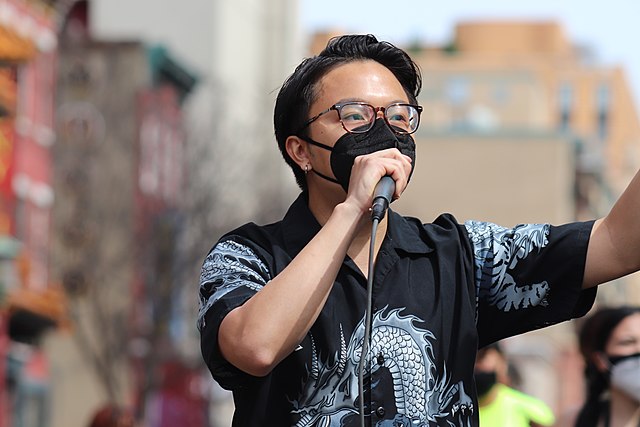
[371,176,395,221]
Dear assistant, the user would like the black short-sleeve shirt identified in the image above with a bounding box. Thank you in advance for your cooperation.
[198,193,596,426]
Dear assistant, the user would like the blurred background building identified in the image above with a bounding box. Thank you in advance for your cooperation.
[0,1,65,427]
[0,1,638,427]
[1,0,300,426]
[51,1,201,425]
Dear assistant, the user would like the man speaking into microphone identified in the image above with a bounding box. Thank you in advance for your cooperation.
[197,35,640,426]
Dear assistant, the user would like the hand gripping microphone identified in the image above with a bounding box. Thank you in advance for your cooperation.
[370,176,395,221]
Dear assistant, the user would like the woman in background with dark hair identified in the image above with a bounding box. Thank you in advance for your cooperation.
[572,306,640,427]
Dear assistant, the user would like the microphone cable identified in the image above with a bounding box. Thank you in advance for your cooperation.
[358,214,383,427]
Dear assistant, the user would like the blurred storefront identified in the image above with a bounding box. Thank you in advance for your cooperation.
[4,286,66,427]
[0,1,66,427]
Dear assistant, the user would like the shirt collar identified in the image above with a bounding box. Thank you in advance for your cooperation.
[281,192,321,255]
[386,209,433,254]
[281,192,433,256]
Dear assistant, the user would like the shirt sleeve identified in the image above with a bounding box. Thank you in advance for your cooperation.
[464,220,597,346]
[197,238,271,389]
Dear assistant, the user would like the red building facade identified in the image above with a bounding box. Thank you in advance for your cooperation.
[0,1,64,426]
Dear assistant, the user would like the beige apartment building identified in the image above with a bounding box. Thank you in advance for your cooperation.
[311,21,640,416]
[405,21,640,297]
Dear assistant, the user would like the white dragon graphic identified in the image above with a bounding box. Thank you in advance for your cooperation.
[464,221,551,312]
[291,308,474,426]
[197,240,268,330]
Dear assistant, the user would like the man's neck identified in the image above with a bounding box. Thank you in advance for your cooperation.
[308,188,348,226]
[307,187,389,276]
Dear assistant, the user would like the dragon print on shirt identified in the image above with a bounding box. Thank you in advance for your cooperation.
[197,240,268,330]
[464,221,551,312]
[198,241,475,426]
[291,308,474,427]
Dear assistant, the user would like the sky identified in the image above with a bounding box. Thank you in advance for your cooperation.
[300,0,640,107]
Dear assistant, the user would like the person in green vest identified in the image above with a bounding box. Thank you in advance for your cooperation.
[475,343,555,427]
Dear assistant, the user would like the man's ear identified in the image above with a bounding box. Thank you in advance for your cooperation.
[285,135,311,170]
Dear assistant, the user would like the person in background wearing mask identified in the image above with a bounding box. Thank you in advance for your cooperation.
[475,343,555,426]
[197,34,640,426]
[569,306,640,427]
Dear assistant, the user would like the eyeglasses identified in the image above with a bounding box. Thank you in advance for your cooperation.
[298,102,423,135]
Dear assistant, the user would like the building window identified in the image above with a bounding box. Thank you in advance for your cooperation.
[446,76,469,106]
[492,81,509,105]
[557,83,573,131]
[446,76,470,130]
[595,83,610,140]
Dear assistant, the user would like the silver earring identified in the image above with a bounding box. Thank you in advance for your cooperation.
[304,164,309,174]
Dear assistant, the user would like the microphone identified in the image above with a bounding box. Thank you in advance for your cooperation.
[370,176,395,221]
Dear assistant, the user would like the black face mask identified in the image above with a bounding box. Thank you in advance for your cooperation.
[300,118,416,192]
[474,371,497,397]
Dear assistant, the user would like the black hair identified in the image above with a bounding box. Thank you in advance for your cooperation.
[273,34,422,190]
[574,306,640,427]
